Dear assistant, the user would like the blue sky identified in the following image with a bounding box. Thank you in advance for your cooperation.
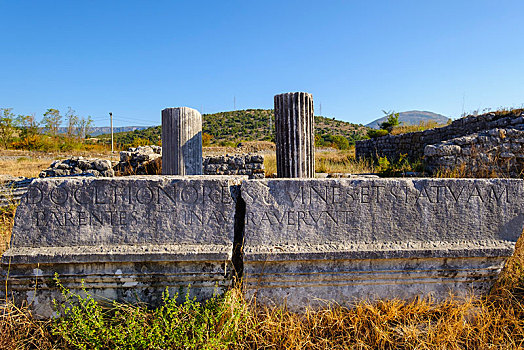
[1,1,523,126]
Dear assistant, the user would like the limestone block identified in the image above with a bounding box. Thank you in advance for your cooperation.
[242,178,524,310]
[424,145,438,157]
[1,176,244,317]
[436,144,462,156]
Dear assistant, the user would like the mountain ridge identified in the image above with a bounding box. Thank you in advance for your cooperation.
[366,110,450,129]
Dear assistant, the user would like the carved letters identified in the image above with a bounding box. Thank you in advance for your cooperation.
[24,180,234,229]
[244,180,518,230]
[13,177,240,248]
[26,183,232,206]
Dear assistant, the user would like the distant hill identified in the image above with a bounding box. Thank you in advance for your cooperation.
[366,111,450,129]
[99,109,369,146]
[57,126,149,137]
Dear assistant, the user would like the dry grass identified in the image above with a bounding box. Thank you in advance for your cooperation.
[1,203,524,348]
[264,154,277,176]
[0,149,118,178]
[391,121,448,135]
[0,158,52,178]
[0,205,15,256]
[316,149,375,174]
[264,148,375,177]
[0,303,57,350]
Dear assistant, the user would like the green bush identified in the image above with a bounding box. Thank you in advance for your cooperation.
[367,129,389,138]
[52,275,245,350]
[377,154,424,176]
[331,135,350,150]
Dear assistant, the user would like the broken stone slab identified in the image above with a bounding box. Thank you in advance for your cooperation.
[1,175,244,317]
[241,178,524,310]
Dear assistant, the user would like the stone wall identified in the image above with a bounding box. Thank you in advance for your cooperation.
[115,146,265,178]
[425,126,524,176]
[203,154,265,179]
[356,110,524,161]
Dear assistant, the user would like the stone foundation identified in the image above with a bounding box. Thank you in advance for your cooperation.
[39,157,114,178]
[203,154,265,179]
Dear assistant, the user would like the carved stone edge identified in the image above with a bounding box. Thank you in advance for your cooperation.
[1,244,232,265]
[243,240,516,261]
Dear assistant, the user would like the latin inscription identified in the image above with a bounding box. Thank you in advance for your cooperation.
[26,183,233,206]
[244,181,518,229]
[264,183,511,205]
[24,181,235,229]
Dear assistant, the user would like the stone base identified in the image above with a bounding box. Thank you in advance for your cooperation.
[1,245,233,318]
[244,243,511,310]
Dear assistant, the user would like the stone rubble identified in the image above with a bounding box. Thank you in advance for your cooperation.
[203,154,265,179]
[39,157,114,178]
[425,126,524,176]
[114,145,162,175]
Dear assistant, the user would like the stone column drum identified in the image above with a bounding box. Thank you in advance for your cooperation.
[274,92,315,178]
[162,107,203,175]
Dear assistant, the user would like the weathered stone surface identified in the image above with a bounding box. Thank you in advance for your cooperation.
[162,107,203,175]
[274,92,315,178]
[1,176,243,317]
[242,178,524,309]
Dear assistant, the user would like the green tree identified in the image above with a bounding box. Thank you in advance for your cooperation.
[42,108,62,137]
[77,115,94,139]
[380,110,400,133]
[0,108,17,148]
[16,113,40,137]
[65,107,79,139]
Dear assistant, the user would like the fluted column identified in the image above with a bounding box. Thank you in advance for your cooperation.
[162,107,203,175]
[274,92,315,178]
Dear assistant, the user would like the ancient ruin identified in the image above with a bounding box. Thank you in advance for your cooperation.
[2,99,524,316]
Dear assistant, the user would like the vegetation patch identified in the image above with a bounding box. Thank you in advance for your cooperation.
[98,109,369,149]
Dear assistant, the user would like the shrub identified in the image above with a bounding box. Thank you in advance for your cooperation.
[52,276,245,350]
[377,154,423,176]
[367,129,389,138]
[202,133,213,146]
[331,135,350,150]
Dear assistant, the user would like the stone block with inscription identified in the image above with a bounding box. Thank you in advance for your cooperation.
[242,178,524,310]
[1,175,243,317]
